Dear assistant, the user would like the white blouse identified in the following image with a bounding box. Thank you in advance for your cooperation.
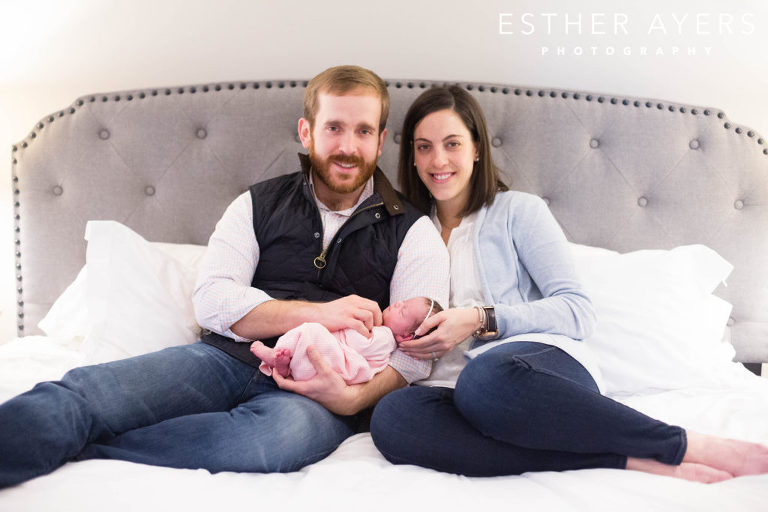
[416,212,480,388]
[415,209,603,391]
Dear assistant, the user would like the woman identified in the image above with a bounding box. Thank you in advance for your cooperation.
[369,86,768,483]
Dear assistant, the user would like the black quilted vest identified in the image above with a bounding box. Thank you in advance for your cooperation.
[203,153,424,367]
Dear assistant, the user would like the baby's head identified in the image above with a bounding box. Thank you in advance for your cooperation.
[382,297,443,343]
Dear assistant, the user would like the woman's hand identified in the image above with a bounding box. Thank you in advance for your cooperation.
[398,308,481,360]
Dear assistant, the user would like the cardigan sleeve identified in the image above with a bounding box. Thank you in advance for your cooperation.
[487,195,596,340]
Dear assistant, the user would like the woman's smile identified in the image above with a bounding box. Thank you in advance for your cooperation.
[429,171,454,183]
[413,108,477,213]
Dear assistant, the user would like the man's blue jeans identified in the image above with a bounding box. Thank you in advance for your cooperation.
[0,342,359,489]
[370,342,686,477]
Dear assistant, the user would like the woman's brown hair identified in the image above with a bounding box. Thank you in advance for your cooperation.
[398,86,507,216]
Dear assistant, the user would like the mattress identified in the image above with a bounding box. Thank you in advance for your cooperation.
[1,335,767,511]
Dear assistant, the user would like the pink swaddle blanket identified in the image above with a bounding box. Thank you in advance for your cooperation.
[258,323,397,384]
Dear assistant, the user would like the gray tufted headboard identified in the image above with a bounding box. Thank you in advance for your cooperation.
[10,79,768,365]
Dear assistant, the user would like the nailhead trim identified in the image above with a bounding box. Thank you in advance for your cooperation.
[8,78,768,333]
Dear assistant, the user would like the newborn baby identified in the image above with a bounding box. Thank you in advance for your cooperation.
[250,297,441,385]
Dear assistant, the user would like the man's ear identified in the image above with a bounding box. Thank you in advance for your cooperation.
[298,118,312,149]
[377,128,388,157]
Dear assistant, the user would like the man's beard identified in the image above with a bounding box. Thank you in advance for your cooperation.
[309,140,377,194]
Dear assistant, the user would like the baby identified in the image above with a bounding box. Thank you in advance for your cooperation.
[250,297,442,385]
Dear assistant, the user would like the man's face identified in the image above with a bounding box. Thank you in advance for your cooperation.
[300,90,387,196]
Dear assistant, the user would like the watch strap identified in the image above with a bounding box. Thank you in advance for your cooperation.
[482,306,497,335]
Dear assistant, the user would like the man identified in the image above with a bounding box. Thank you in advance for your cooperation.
[0,65,448,488]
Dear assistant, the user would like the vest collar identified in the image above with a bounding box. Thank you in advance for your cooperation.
[298,153,406,216]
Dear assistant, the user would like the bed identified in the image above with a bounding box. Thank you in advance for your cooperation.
[2,78,768,510]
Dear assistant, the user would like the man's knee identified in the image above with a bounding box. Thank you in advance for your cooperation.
[0,379,102,450]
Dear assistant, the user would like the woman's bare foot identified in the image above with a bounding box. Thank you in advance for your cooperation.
[626,457,732,484]
[684,431,768,477]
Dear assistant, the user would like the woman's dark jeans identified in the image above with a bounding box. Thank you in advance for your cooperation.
[371,342,686,477]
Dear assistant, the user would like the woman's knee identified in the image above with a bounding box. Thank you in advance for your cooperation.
[370,388,408,454]
[453,351,534,437]
[370,386,447,463]
[455,350,528,401]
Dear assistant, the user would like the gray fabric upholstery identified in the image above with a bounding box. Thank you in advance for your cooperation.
[10,80,768,363]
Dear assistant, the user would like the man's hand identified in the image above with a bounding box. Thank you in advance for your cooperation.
[272,345,360,415]
[272,345,406,415]
[312,295,383,337]
[231,294,382,341]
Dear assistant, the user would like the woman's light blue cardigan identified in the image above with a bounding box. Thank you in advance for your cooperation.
[467,190,603,386]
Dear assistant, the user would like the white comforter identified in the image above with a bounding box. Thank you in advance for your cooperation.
[1,336,767,512]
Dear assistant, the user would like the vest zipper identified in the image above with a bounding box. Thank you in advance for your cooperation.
[314,201,385,278]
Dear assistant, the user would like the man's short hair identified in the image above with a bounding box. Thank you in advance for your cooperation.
[304,65,390,133]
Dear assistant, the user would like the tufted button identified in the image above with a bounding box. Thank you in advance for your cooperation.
[589,138,600,149]
[491,137,503,148]
[541,196,551,206]
[145,186,156,196]
[689,139,700,150]
[196,128,207,139]
[393,133,401,144]
[98,129,110,140]
[52,185,63,196]
[637,196,648,207]
[314,232,320,239]
[727,317,735,327]
[734,199,744,210]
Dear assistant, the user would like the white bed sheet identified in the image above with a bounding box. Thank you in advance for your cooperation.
[1,335,767,512]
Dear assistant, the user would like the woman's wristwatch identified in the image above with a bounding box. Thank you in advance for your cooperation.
[473,306,498,340]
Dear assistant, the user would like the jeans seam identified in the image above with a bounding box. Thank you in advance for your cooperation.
[235,368,260,405]
[506,351,597,393]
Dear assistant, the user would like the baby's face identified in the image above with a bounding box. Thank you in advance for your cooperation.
[382,297,429,343]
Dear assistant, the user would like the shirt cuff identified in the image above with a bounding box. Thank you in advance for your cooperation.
[220,288,274,342]
[389,348,433,384]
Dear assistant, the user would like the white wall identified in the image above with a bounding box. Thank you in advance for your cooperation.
[0,0,766,342]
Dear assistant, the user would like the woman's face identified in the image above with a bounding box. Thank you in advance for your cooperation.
[413,109,478,213]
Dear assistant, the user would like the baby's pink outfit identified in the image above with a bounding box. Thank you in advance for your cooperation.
[258,323,397,384]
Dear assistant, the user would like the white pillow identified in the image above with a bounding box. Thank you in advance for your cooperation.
[39,221,207,364]
[38,266,89,341]
[571,243,738,396]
